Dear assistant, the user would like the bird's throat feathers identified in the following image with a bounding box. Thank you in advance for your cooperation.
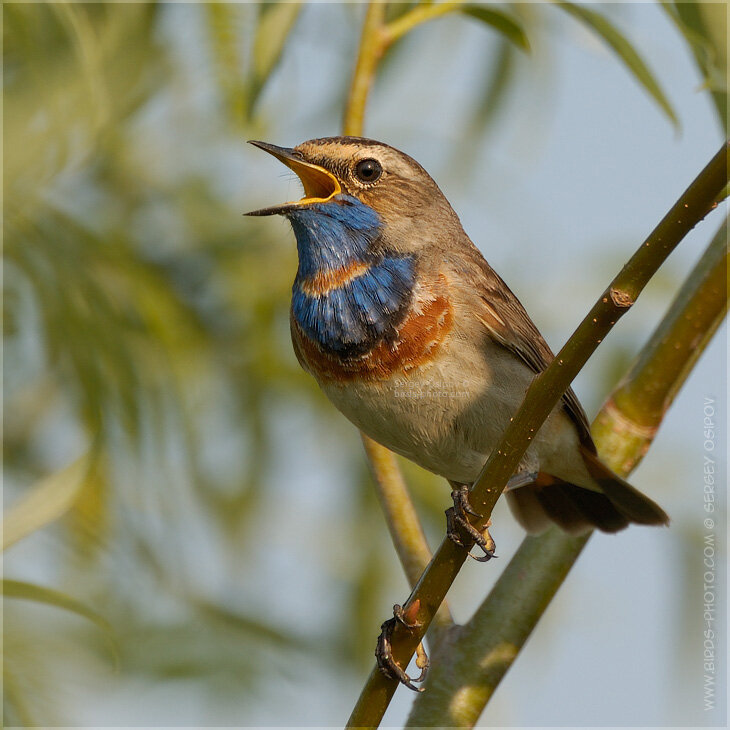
[288,195,415,357]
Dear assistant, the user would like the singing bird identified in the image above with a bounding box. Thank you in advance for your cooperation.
[247,136,668,554]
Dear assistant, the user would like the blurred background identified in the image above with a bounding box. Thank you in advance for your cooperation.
[3,2,726,727]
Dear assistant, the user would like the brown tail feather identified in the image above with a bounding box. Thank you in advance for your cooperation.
[580,446,670,527]
[561,482,630,533]
[533,482,593,535]
[506,454,667,535]
[506,489,553,535]
[506,479,630,535]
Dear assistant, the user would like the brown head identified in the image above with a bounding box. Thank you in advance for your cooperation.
[247,136,463,257]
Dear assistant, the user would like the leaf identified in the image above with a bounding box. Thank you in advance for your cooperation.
[3,579,117,661]
[250,1,303,113]
[3,665,38,728]
[193,597,310,651]
[2,453,94,551]
[3,579,111,630]
[460,5,530,53]
[51,3,111,133]
[205,3,247,125]
[473,37,517,133]
[661,0,727,131]
[554,2,678,126]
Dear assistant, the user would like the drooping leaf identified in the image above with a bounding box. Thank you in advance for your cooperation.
[205,2,248,125]
[554,2,678,126]
[3,579,117,659]
[2,453,95,551]
[193,597,310,651]
[3,664,39,728]
[473,37,517,134]
[660,0,727,131]
[51,3,112,133]
[4,3,160,196]
[250,1,303,114]
[460,5,530,53]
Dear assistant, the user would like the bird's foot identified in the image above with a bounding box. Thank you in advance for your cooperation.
[446,484,497,562]
[375,603,429,692]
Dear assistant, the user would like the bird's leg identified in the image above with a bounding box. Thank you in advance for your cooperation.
[446,483,497,562]
[375,603,429,692]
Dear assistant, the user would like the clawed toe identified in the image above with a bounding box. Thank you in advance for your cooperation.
[446,485,498,561]
[375,604,428,692]
[468,531,497,562]
[451,484,481,518]
[445,506,467,547]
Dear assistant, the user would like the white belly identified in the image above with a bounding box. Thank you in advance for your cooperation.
[319,336,573,485]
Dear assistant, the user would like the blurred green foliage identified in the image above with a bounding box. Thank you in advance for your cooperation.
[2,1,725,726]
[4,3,324,724]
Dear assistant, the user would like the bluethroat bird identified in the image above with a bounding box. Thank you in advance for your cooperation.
[247,136,668,686]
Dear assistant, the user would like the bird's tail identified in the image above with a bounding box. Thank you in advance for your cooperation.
[506,446,669,535]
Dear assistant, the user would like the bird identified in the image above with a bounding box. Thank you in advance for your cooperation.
[246,136,669,683]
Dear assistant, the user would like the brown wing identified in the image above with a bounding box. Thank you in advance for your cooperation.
[448,245,596,452]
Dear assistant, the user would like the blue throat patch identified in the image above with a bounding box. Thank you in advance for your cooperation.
[288,195,415,357]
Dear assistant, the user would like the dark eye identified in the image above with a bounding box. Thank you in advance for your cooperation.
[354,158,382,184]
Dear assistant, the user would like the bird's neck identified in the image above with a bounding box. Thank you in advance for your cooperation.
[288,196,415,357]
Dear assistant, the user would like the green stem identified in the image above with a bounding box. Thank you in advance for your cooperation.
[406,528,589,726]
[343,1,388,137]
[362,434,453,633]
[346,142,729,729]
[343,1,466,135]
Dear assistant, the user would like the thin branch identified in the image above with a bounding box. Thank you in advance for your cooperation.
[407,216,728,724]
[343,1,466,135]
[343,1,388,137]
[361,435,433,589]
[362,434,453,632]
[406,527,588,726]
[346,142,729,729]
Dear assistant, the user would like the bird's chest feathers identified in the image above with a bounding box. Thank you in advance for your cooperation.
[287,198,452,381]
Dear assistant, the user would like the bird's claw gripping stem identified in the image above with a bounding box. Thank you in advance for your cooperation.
[446,484,497,562]
[375,603,429,692]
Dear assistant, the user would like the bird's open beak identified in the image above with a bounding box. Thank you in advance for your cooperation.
[245,141,342,216]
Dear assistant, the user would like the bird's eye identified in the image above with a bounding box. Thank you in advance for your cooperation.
[354,158,382,184]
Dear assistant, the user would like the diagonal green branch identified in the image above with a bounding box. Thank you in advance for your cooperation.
[406,217,728,725]
[407,526,588,726]
[346,142,729,728]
